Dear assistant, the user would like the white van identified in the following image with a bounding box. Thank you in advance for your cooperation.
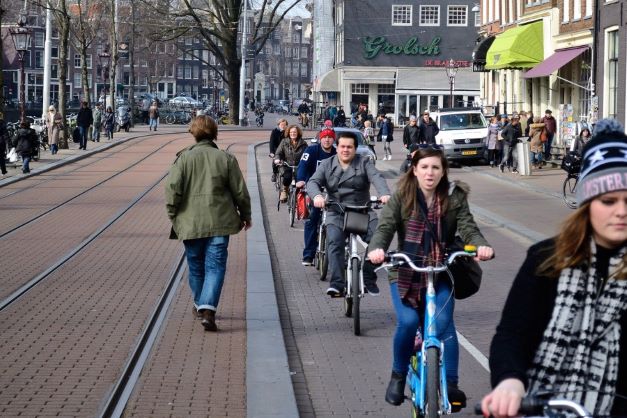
[430,108,488,161]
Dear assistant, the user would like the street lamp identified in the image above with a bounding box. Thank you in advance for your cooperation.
[9,13,32,122]
[444,58,459,108]
[98,46,111,104]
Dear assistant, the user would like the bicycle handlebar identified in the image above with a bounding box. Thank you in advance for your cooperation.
[325,198,383,212]
[374,250,476,273]
[474,396,592,417]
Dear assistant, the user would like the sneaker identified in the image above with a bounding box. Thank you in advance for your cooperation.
[280,190,288,202]
[512,169,519,174]
[499,164,504,173]
[326,286,344,297]
[365,283,380,296]
[302,258,313,266]
[447,383,467,412]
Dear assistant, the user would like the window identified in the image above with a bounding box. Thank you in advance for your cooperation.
[35,32,44,47]
[378,84,395,94]
[51,46,58,58]
[301,47,308,58]
[177,65,183,78]
[192,66,199,79]
[392,5,412,25]
[51,64,58,79]
[184,65,191,79]
[86,55,92,68]
[447,5,468,26]
[74,54,81,68]
[35,51,43,68]
[74,73,81,88]
[605,29,619,119]
[351,84,369,94]
[475,10,481,26]
[420,5,440,26]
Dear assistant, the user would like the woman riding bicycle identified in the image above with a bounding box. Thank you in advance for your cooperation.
[480,119,627,418]
[368,145,494,408]
[274,125,307,202]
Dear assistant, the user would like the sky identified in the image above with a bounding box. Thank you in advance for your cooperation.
[250,0,311,18]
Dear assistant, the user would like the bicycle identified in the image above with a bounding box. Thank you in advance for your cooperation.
[375,248,477,418]
[275,161,299,227]
[475,393,594,418]
[314,207,329,281]
[327,197,382,336]
[560,152,581,209]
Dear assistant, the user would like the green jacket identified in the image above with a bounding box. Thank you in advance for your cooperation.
[165,139,251,240]
[369,181,489,282]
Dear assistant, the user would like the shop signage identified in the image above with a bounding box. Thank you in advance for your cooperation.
[363,36,441,60]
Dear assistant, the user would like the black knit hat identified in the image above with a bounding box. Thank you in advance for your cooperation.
[576,118,627,206]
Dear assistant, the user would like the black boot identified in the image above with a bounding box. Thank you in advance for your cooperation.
[447,383,467,412]
[385,371,406,406]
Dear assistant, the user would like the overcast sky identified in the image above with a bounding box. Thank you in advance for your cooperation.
[250,0,311,18]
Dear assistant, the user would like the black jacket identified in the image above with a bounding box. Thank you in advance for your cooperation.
[418,118,439,144]
[500,122,522,146]
[490,239,627,415]
[77,107,94,128]
[269,127,284,154]
[13,127,37,156]
[0,120,8,146]
[402,124,420,147]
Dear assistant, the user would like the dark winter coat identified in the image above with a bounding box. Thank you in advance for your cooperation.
[402,123,420,147]
[418,118,439,144]
[269,127,285,154]
[13,127,37,157]
[500,122,522,146]
[77,107,94,128]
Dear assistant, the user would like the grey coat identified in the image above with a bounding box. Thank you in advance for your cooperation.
[306,154,391,229]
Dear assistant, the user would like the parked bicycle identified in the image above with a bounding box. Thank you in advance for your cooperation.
[560,151,581,209]
[327,197,382,336]
[375,248,477,417]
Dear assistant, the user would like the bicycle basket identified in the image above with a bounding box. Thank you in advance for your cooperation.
[343,209,369,235]
[560,152,581,174]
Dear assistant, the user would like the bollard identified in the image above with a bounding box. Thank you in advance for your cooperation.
[516,138,532,176]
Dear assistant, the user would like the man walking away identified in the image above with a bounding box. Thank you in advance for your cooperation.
[541,109,556,160]
[76,101,93,150]
[499,114,522,173]
[165,115,252,332]
[149,101,160,131]
[92,103,102,142]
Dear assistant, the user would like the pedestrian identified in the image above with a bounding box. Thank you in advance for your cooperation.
[541,109,556,160]
[417,110,439,145]
[399,142,420,174]
[148,101,159,131]
[165,115,252,332]
[367,146,494,409]
[524,111,534,136]
[402,115,420,150]
[363,119,377,159]
[0,112,8,175]
[103,106,115,140]
[487,116,501,168]
[480,118,627,418]
[499,114,522,173]
[12,120,37,174]
[518,110,528,134]
[274,125,307,202]
[141,97,150,124]
[268,118,288,183]
[572,127,591,156]
[528,117,545,169]
[76,101,93,150]
[47,105,63,155]
[92,103,102,143]
[377,113,395,160]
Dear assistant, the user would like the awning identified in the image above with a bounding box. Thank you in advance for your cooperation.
[397,68,479,91]
[315,69,340,92]
[485,21,543,70]
[523,46,589,78]
[472,36,496,72]
[343,70,396,84]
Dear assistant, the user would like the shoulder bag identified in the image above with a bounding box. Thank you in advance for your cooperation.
[447,236,483,299]
[539,128,548,143]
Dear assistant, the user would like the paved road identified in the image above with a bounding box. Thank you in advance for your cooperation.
[256,144,571,418]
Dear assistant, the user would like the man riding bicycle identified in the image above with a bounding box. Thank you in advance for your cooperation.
[307,131,391,296]
[298,101,310,127]
[296,128,337,266]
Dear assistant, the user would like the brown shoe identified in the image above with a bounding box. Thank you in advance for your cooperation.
[280,189,288,203]
[192,306,200,319]
[201,309,217,332]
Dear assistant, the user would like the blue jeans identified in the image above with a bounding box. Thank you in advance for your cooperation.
[531,151,543,166]
[21,155,31,173]
[78,126,88,149]
[303,205,321,260]
[92,124,101,142]
[389,281,459,384]
[183,236,230,312]
[149,117,158,130]
[544,132,554,160]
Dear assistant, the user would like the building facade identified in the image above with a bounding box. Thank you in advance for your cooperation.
[314,0,481,124]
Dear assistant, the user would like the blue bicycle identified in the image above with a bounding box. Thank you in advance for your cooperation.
[376,248,476,418]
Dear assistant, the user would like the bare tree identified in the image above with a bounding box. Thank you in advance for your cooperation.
[108,0,118,115]
[141,0,303,123]
[0,4,7,115]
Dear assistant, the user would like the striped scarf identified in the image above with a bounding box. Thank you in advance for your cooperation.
[527,241,627,415]
[397,192,443,308]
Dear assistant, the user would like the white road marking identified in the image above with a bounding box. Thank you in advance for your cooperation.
[457,331,490,372]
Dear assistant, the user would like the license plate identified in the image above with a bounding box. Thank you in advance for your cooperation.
[462,150,477,156]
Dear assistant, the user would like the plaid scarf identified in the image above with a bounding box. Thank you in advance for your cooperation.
[527,241,627,415]
[397,191,443,308]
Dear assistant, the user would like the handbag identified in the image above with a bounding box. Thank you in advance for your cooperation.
[296,190,310,220]
[7,147,18,163]
[343,209,369,235]
[539,128,548,143]
[447,236,483,299]
[560,152,581,174]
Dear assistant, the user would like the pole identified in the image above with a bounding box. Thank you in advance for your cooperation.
[19,58,25,122]
[449,79,453,108]
[42,2,52,119]
[238,0,248,126]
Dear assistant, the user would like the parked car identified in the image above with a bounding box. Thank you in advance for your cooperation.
[429,107,488,161]
[308,127,376,166]
[169,96,201,108]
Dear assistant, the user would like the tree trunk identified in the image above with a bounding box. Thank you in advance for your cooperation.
[57,2,71,149]
[109,0,118,117]
[0,6,5,115]
[127,0,135,127]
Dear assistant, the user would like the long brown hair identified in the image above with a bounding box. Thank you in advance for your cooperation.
[537,201,627,279]
[397,148,450,216]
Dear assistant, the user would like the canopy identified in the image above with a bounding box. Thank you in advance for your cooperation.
[472,36,496,72]
[485,21,543,70]
[523,46,588,78]
[315,69,340,92]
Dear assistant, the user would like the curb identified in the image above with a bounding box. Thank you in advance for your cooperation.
[246,143,299,418]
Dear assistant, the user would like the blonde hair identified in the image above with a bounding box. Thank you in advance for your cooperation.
[364,120,372,128]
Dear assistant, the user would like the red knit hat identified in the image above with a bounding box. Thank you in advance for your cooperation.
[320,129,336,139]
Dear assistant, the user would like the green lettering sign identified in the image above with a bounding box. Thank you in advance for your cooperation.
[363,36,441,60]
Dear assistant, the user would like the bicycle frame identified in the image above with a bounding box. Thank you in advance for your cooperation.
[345,233,364,300]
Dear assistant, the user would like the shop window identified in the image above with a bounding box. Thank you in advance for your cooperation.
[351,84,369,94]
[392,5,413,26]
[447,5,468,26]
[378,84,395,94]
[420,5,440,26]
[605,29,619,119]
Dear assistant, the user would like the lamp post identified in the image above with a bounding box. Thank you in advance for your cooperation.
[98,46,111,105]
[444,58,459,108]
[9,13,32,122]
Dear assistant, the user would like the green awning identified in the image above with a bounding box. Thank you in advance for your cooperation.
[485,21,543,70]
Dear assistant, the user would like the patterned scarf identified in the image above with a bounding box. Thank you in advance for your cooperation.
[397,191,443,308]
[527,241,627,415]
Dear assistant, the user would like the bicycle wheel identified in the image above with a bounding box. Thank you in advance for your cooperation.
[351,257,360,336]
[288,189,296,227]
[319,227,328,281]
[562,175,578,209]
[166,114,176,124]
[425,347,441,418]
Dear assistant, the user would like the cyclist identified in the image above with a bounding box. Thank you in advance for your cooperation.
[298,101,310,127]
[296,128,337,266]
[274,125,307,203]
[307,130,391,297]
[367,146,494,408]
[481,119,627,418]
[269,118,288,183]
